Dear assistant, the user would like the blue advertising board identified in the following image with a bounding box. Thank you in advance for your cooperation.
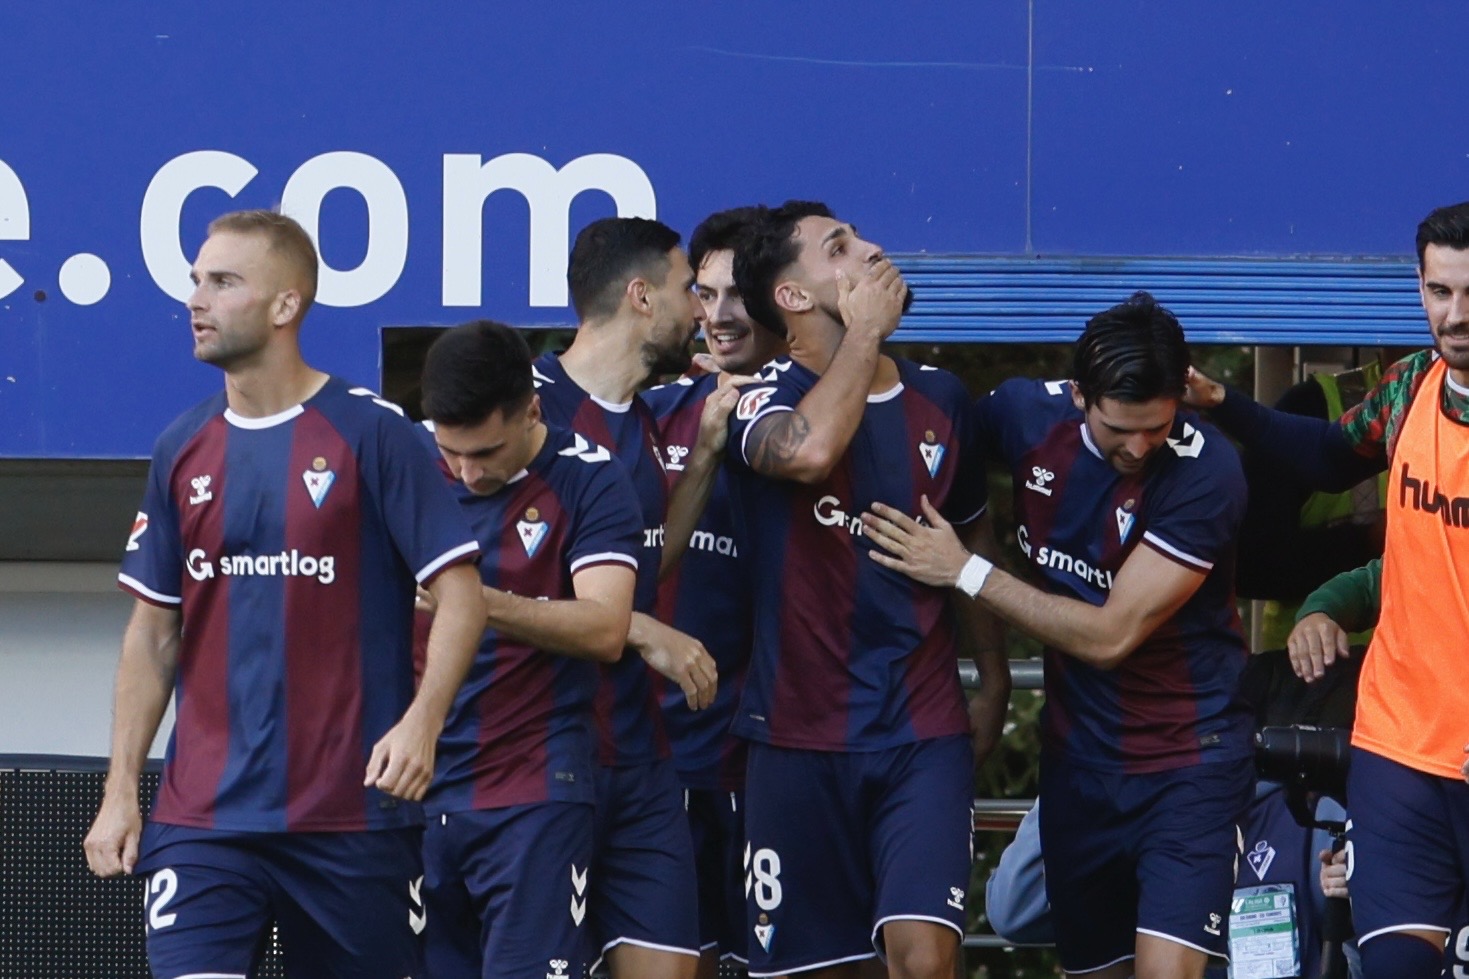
[1,1,1465,456]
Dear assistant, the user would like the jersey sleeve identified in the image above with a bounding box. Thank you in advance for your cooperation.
[1138,423,1248,573]
[372,410,481,582]
[726,371,806,474]
[117,441,185,607]
[568,458,644,577]
[972,377,1062,469]
[1211,387,1381,492]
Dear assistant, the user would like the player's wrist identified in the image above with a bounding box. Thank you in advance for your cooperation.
[955,553,994,598]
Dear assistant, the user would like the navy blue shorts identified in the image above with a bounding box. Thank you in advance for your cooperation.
[422,802,593,978]
[1038,757,1253,973]
[590,760,700,964]
[136,823,424,979]
[742,735,973,978]
[685,788,747,961]
[1346,747,1469,946]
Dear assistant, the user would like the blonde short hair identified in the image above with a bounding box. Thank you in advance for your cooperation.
[207,209,319,314]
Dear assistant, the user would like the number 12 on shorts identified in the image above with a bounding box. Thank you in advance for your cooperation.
[146,868,179,930]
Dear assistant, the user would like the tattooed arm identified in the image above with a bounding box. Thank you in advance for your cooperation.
[743,259,906,484]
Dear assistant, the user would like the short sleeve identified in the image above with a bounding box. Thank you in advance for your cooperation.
[568,458,644,577]
[372,411,481,582]
[726,371,806,474]
[1140,422,1248,573]
[117,444,184,606]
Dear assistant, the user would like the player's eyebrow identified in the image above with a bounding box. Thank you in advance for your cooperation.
[819,224,853,247]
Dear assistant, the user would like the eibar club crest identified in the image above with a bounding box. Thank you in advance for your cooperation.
[1115,498,1136,543]
[918,429,945,477]
[517,507,549,558]
[302,457,335,508]
[753,913,775,952]
[1246,840,1276,881]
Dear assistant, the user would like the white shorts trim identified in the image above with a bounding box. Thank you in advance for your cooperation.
[1136,927,1226,961]
[591,935,702,972]
[1359,923,1453,944]
[870,912,965,948]
[747,950,877,977]
[1063,952,1135,974]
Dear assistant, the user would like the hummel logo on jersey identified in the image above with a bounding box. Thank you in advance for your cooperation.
[753,913,775,952]
[1204,912,1222,936]
[1246,840,1276,881]
[1167,421,1205,458]
[919,430,945,477]
[570,865,588,927]
[188,474,213,505]
[665,444,690,472]
[736,386,777,421]
[531,364,556,388]
[558,433,611,463]
[126,512,148,551]
[517,507,549,558]
[408,876,426,935]
[1399,462,1469,529]
[547,959,570,978]
[947,886,965,910]
[1025,466,1055,496]
[303,458,335,508]
[1115,500,1136,544]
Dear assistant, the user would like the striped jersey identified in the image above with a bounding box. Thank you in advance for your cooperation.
[532,352,670,767]
[118,376,479,832]
[421,423,643,814]
[724,357,984,751]
[977,378,1252,773]
[644,371,751,790]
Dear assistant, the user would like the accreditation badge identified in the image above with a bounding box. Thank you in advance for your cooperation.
[1227,883,1300,979]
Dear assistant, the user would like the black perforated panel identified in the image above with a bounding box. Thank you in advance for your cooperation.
[0,764,284,978]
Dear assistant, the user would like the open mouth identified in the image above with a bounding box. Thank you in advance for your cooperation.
[706,325,751,353]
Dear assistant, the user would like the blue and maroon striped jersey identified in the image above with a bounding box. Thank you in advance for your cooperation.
[421,423,643,815]
[117,377,480,833]
[644,372,751,790]
[976,378,1253,773]
[724,357,985,751]
[532,352,670,767]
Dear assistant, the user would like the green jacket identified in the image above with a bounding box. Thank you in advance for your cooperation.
[1295,557,1381,634]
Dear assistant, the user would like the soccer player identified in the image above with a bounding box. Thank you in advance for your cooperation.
[82,210,485,977]
[415,320,644,978]
[725,201,1006,979]
[863,293,1254,979]
[1184,201,1469,978]
[643,205,788,976]
[533,216,726,979]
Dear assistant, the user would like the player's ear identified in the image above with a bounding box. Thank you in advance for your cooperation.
[525,393,542,428]
[775,280,811,315]
[272,289,302,328]
[1069,380,1086,413]
[626,277,652,316]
